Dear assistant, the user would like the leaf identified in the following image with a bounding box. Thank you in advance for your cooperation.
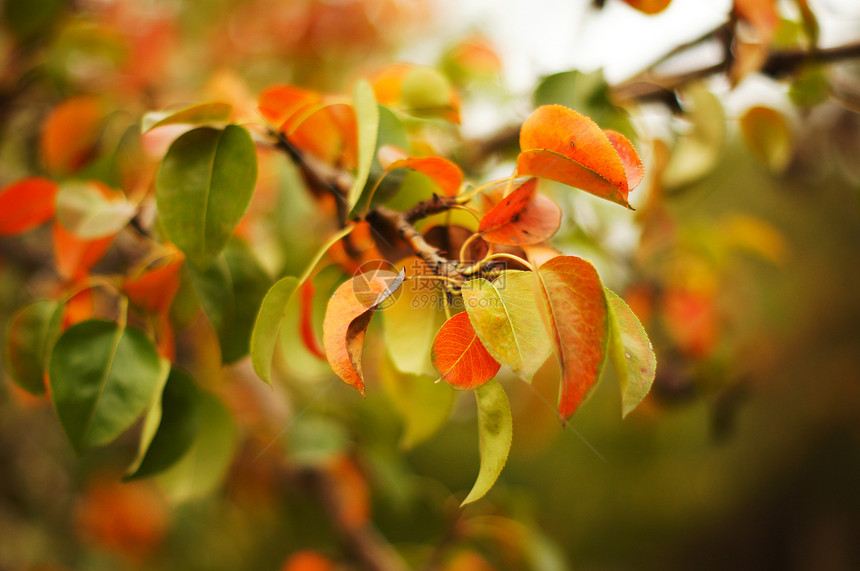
[461,379,512,506]
[126,368,202,480]
[740,106,793,173]
[251,225,356,384]
[52,221,115,281]
[432,312,501,390]
[187,240,270,364]
[605,289,656,418]
[40,95,103,174]
[323,268,405,394]
[619,0,672,14]
[156,391,237,502]
[379,351,454,449]
[124,254,185,314]
[385,154,464,197]
[56,181,137,239]
[6,300,63,395]
[141,102,232,133]
[299,280,326,359]
[156,125,258,269]
[534,256,609,420]
[461,271,552,383]
[516,105,643,208]
[48,320,170,452]
[662,85,725,189]
[478,177,561,245]
[0,178,58,235]
[535,70,635,139]
[251,276,299,385]
[348,105,409,215]
[347,79,379,211]
[382,257,447,377]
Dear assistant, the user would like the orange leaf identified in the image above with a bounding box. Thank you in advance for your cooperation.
[63,289,95,329]
[41,95,103,174]
[431,312,500,390]
[53,222,114,281]
[478,178,561,245]
[258,85,319,127]
[534,256,609,420]
[619,0,672,15]
[387,155,464,197]
[516,105,642,208]
[124,255,184,314]
[0,178,58,235]
[325,455,370,530]
[300,280,326,360]
[281,551,333,571]
[322,268,405,395]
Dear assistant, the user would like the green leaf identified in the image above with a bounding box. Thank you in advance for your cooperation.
[156,125,258,269]
[126,368,202,480]
[461,378,512,506]
[221,240,271,363]
[349,105,408,216]
[461,271,552,382]
[605,288,656,418]
[347,80,379,211]
[141,102,233,133]
[188,240,270,364]
[382,258,446,377]
[663,84,725,189]
[156,391,237,502]
[49,320,170,453]
[56,181,137,239]
[251,276,299,385]
[379,355,454,449]
[6,300,63,395]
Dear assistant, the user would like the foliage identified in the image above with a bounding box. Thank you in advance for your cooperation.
[2,0,860,569]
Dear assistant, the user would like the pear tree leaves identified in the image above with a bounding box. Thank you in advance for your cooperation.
[156,125,258,269]
[49,320,170,453]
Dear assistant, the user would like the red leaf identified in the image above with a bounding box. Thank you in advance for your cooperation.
[516,105,642,208]
[41,95,103,174]
[386,155,464,197]
[478,178,561,245]
[605,130,645,192]
[258,85,319,127]
[0,178,58,235]
[53,222,114,281]
[323,268,405,395]
[534,256,609,420]
[300,280,326,360]
[124,255,184,314]
[431,312,500,390]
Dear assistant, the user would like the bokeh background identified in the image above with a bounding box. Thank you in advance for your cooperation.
[2,0,860,569]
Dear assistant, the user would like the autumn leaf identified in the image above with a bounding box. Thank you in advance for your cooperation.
[299,280,326,360]
[124,254,185,314]
[605,288,656,417]
[516,105,643,208]
[534,256,609,420]
[461,271,552,382]
[432,312,501,390]
[53,222,115,282]
[378,146,464,197]
[620,0,673,15]
[0,178,58,235]
[323,268,405,394]
[478,177,561,245]
[41,95,104,174]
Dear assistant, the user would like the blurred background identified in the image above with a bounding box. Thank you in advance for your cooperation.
[2,0,860,569]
